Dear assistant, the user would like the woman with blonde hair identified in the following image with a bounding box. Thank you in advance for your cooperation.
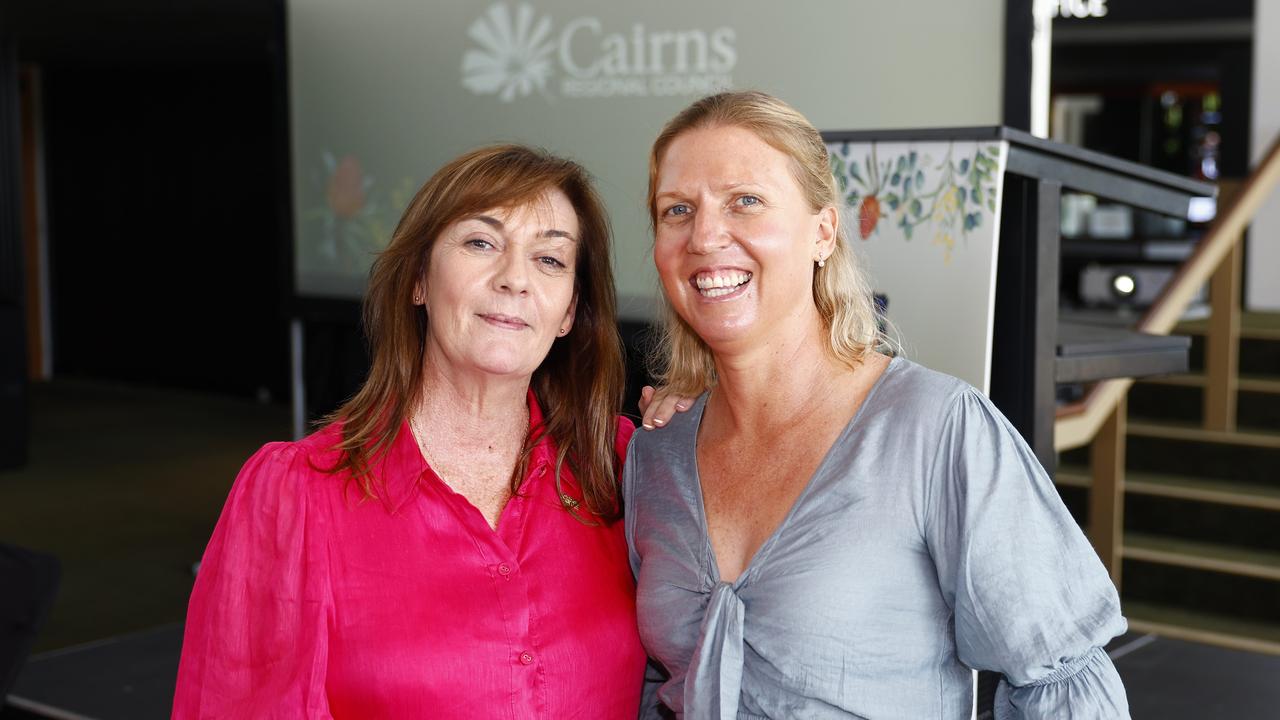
[627,91,1129,718]
[174,145,645,718]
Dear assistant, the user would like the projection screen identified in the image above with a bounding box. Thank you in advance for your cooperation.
[288,0,1005,317]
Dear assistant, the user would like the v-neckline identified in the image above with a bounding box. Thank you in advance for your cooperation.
[688,356,901,588]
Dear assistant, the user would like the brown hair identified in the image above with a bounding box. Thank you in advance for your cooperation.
[326,144,626,520]
[646,91,883,395]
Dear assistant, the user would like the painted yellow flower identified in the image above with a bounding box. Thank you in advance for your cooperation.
[932,231,955,264]
[936,186,959,219]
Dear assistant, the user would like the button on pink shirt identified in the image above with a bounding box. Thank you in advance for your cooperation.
[174,393,643,719]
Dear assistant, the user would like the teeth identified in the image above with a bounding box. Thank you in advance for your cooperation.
[694,271,751,291]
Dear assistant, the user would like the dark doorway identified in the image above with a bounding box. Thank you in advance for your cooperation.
[10,0,289,401]
[41,60,286,397]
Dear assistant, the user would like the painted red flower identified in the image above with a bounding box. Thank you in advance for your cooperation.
[858,195,881,239]
[327,155,367,220]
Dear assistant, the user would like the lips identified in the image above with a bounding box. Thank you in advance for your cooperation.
[690,268,752,298]
[479,313,528,330]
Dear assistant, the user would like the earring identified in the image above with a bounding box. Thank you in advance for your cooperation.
[816,257,826,268]
[558,327,568,336]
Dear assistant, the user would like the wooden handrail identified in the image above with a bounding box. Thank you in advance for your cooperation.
[1055,132,1280,450]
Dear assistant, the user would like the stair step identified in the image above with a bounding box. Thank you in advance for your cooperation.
[1123,532,1280,582]
[1174,311,1280,342]
[1122,600,1280,656]
[1125,382,1280,433]
[1127,421,1280,450]
[1055,469,1280,511]
[1138,373,1280,394]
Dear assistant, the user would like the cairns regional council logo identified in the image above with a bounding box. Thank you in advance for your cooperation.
[461,2,737,102]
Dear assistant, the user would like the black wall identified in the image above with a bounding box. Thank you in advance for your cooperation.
[10,0,289,400]
[0,33,30,469]
[41,60,286,397]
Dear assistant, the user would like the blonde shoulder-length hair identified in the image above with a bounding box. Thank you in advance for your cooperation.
[646,90,885,395]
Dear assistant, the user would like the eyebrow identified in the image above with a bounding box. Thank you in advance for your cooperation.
[655,181,767,200]
[472,214,577,242]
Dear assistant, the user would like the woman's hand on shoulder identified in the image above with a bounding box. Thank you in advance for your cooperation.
[638,385,697,430]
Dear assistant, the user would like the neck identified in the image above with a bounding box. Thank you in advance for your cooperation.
[415,344,531,441]
[707,308,845,433]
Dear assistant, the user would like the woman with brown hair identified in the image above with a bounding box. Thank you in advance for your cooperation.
[173,145,645,718]
[627,92,1130,718]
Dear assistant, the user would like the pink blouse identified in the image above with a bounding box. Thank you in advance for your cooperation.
[173,394,644,719]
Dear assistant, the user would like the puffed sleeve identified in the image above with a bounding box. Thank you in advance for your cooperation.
[173,442,334,719]
[924,388,1130,720]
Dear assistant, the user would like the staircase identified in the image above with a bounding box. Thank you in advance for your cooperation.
[1048,128,1280,655]
[1059,311,1280,654]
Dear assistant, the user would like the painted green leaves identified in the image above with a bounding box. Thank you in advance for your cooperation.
[829,141,1003,262]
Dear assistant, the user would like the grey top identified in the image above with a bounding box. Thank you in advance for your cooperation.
[624,357,1129,719]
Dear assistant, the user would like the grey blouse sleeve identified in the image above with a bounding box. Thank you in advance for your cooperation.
[924,388,1131,719]
[624,438,670,720]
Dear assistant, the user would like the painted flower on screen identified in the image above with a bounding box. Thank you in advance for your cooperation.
[301,151,383,269]
[461,2,555,102]
[830,142,1000,262]
[327,154,368,220]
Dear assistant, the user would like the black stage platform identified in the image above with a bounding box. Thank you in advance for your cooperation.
[3,624,1278,719]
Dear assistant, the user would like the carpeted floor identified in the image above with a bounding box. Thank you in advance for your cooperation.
[0,379,290,653]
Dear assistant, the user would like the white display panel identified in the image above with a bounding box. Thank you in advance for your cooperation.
[827,139,1010,393]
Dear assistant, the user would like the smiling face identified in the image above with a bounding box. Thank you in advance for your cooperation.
[417,189,579,382]
[652,124,836,353]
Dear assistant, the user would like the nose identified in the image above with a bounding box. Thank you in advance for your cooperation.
[494,248,529,294]
[687,208,731,255]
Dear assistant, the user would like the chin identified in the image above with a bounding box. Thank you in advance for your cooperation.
[680,312,757,348]
[463,344,544,379]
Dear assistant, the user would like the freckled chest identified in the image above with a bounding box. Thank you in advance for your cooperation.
[695,399,852,583]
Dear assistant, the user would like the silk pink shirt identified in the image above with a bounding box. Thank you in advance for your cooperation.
[173,394,644,719]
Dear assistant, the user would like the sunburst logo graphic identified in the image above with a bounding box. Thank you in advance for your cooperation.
[461,3,556,102]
